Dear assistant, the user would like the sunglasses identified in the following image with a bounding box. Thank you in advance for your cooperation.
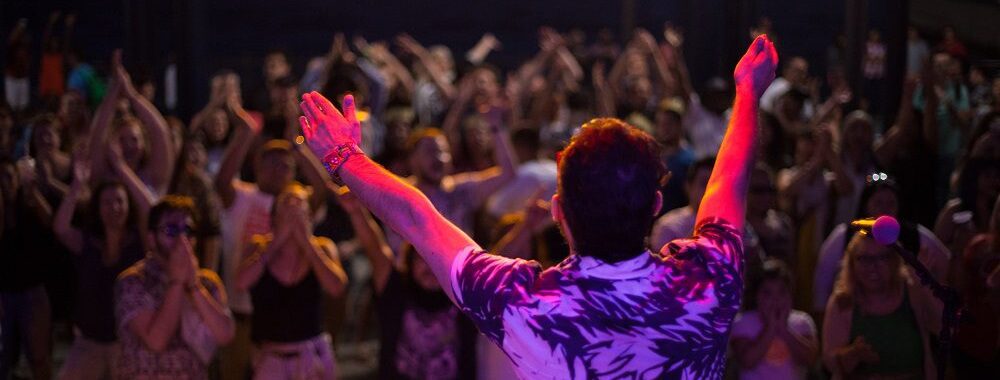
[158,224,197,238]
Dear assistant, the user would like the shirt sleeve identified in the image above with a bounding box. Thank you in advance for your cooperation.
[450,245,543,344]
[115,272,156,331]
[692,217,744,273]
[197,270,228,306]
[661,218,745,304]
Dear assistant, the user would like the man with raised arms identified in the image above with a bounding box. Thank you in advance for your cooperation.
[298,35,777,379]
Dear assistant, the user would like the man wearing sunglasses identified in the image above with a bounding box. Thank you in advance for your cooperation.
[114,196,236,379]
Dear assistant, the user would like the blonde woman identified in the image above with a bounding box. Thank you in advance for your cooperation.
[822,231,942,379]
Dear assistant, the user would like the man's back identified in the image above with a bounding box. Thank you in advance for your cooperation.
[451,218,744,379]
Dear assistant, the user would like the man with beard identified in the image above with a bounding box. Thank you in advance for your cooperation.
[114,196,235,379]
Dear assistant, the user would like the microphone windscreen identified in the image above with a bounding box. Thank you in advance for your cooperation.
[871,215,900,245]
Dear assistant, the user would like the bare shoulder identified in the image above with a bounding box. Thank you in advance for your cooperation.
[197,269,225,290]
[116,258,149,283]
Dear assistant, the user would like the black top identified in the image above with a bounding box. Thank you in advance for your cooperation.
[250,267,322,343]
[376,270,477,380]
[0,201,51,291]
[74,232,145,342]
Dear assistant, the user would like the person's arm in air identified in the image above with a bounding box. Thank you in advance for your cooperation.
[663,25,693,102]
[819,124,854,197]
[336,188,395,294]
[299,92,476,302]
[466,33,501,66]
[606,47,634,99]
[634,29,676,97]
[112,50,174,194]
[592,61,616,116]
[874,77,917,167]
[356,37,415,97]
[440,75,475,152]
[452,108,518,206]
[396,34,456,101]
[54,160,89,255]
[694,35,778,233]
[108,142,155,232]
[214,97,260,208]
[87,68,123,183]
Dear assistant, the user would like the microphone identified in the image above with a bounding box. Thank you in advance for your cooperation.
[851,215,900,245]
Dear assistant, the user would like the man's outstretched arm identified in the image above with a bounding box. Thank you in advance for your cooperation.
[299,92,475,302]
[694,35,777,233]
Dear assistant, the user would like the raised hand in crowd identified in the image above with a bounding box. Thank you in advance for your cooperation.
[694,35,777,233]
[86,49,174,195]
[396,33,456,100]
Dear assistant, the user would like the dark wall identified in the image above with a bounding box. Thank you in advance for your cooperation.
[1,0,911,118]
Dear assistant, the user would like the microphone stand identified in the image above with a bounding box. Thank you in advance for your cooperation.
[889,241,964,380]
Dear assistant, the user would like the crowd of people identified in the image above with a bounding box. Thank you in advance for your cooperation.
[2,11,999,380]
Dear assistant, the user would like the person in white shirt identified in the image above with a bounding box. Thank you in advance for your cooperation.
[760,56,809,113]
[731,259,818,380]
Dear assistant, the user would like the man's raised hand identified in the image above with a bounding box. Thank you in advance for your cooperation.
[298,92,361,160]
[734,35,778,99]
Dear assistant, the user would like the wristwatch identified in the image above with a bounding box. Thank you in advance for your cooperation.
[322,143,364,184]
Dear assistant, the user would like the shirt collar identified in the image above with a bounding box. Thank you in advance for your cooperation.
[144,254,168,282]
[564,250,658,280]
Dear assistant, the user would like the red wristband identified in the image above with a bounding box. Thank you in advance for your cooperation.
[322,143,364,184]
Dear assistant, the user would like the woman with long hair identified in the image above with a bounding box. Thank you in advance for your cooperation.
[822,231,942,379]
[53,154,152,379]
[813,174,950,315]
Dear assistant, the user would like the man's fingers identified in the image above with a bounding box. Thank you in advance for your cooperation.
[342,94,359,128]
[768,40,779,65]
[305,91,328,115]
[300,93,319,123]
[300,100,316,124]
[299,116,313,140]
[310,91,343,119]
[749,35,766,56]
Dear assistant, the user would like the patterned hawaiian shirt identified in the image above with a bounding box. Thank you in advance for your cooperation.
[114,257,226,380]
[451,218,744,379]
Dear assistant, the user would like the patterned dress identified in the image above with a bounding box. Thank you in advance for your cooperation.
[451,218,744,379]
